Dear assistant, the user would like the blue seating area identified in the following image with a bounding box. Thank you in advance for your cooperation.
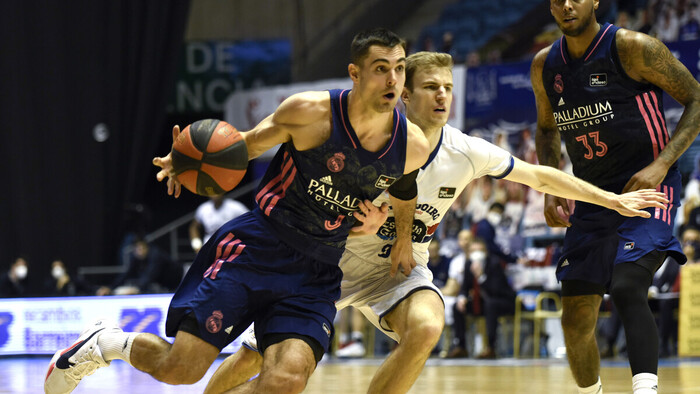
[420,0,544,60]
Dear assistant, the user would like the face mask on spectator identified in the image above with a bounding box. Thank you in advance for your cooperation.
[14,265,27,280]
[469,250,487,263]
[486,212,502,226]
[52,266,66,279]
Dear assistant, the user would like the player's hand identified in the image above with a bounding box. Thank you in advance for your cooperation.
[349,200,389,236]
[456,296,468,313]
[543,194,572,227]
[390,236,417,277]
[622,161,668,193]
[152,125,183,198]
[613,189,669,218]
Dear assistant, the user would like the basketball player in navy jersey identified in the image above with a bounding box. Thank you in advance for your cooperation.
[44,28,430,394]
[200,51,668,394]
[533,1,700,393]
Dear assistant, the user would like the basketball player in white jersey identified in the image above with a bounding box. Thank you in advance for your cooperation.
[203,51,668,394]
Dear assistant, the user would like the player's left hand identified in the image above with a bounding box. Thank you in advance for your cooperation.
[390,236,417,278]
[614,189,669,218]
[622,161,669,193]
[152,125,183,198]
[349,200,389,236]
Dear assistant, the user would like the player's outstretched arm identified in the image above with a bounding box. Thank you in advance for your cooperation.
[152,91,329,197]
[617,30,700,192]
[387,121,430,277]
[503,158,669,218]
[531,47,572,227]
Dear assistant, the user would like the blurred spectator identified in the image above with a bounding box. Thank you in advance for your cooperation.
[0,256,31,298]
[189,194,248,253]
[443,229,473,358]
[682,227,700,263]
[427,239,451,288]
[515,128,536,163]
[43,259,97,297]
[655,5,679,42]
[465,51,481,68]
[679,2,700,41]
[616,10,633,29]
[335,308,369,358]
[465,177,497,225]
[99,238,179,295]
[441,31,454,55]
[118,203,152,266]
[492,129,513,153]
[474,202,517,264]
[457,238,517,359]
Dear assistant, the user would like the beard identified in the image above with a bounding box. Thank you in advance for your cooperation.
[559,6,596,37]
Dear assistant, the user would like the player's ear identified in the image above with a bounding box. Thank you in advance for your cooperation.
[401,88,410,103]
[348,64,360,82]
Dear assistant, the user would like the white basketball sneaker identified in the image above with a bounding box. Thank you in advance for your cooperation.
[44,318,121,394]
[240,324,258,353]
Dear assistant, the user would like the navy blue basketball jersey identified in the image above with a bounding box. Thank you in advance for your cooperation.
[254,89,408,263]
[542,23,677,192]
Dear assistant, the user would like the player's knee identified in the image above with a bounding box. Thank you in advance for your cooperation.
[154,358,209,385]
[561,307,596,339]
[401,314,444,351]
[259,367,310,393]
[610,276,646,309]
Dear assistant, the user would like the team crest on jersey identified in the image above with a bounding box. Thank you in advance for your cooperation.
[327,152,345,173]
[438,187,456,198]
[554,74,564,94]
[375,175,397,189]
[206,310,224,333]
[590,73,607,87]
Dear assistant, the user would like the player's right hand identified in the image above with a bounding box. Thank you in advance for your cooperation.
[543,194,571,227]
[152,125,183,198]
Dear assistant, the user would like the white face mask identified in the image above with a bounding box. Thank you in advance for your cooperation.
[486,212,502,226]
[14,265,28,280]
[469,250,487,263]
[52,266,66,279]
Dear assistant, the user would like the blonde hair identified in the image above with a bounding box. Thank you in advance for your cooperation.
[405,51,453,90]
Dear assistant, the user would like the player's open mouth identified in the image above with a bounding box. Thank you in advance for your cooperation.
[434,107,446,112]
[384,93,395,99]
[563,17,576,22]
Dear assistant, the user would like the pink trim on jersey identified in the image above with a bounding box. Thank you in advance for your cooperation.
[338,90,357,149]
[649,91,670,144]
[636,94,660,158]
[559,37,567,64]
[256,151,294,208]
[643,93,666,151]
[264,166,297,216]
[584,24,614,62]
[378,108,399,160]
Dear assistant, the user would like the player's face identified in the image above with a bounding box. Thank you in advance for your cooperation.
[352,45,406,113]
[550,0,598,37]
[404,66,453,131]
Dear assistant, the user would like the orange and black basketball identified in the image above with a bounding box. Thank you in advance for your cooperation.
[171,119,248,196]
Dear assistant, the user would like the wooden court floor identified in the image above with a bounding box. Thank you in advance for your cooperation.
[4,356,700,393]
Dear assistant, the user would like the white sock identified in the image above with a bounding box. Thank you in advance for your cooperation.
[632,373,658,393]
[97,331,139,365]
[578,377,603,394]
[351,331,364,343]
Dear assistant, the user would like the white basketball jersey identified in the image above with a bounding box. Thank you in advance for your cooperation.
[344,124,514,266]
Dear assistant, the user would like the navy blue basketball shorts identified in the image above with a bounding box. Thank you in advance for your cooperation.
[556,173,685,290]
[165,211,342,357]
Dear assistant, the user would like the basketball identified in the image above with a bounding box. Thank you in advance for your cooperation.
[171,119,248,196]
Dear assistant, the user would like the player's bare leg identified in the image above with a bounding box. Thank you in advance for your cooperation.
[131,331,220,384]
[368,290,444,394]
[204,346,262,394]
[224,338,316,394]
[561,294,603,388]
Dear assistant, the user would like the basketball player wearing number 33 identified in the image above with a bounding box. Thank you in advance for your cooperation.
[533,1,700,393]
[45,28,430,394]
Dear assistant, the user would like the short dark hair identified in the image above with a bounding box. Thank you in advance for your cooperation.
[350,28,406,65]
[489,202,505,213]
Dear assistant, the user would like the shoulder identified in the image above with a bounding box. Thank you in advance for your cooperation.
[614,27,653,54]
[530,45,553,74]
[274,91,331,126]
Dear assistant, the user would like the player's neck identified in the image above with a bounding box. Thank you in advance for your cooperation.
[565,22,601,59]
[423,125,442,152]
[346,91,394,146]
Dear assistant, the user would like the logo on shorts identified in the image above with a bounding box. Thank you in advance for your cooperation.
[560,259,570,267]
[327,153,345,173]
[206,310,224,333]
[438,187,456,198]
[322,323,331,337]
[554,74,564,94]
[590,73,608,87]
[375,175,397,189]
[624,242,635,250]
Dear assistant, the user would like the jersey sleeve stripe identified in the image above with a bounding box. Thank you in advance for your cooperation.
[491,156,515,179]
